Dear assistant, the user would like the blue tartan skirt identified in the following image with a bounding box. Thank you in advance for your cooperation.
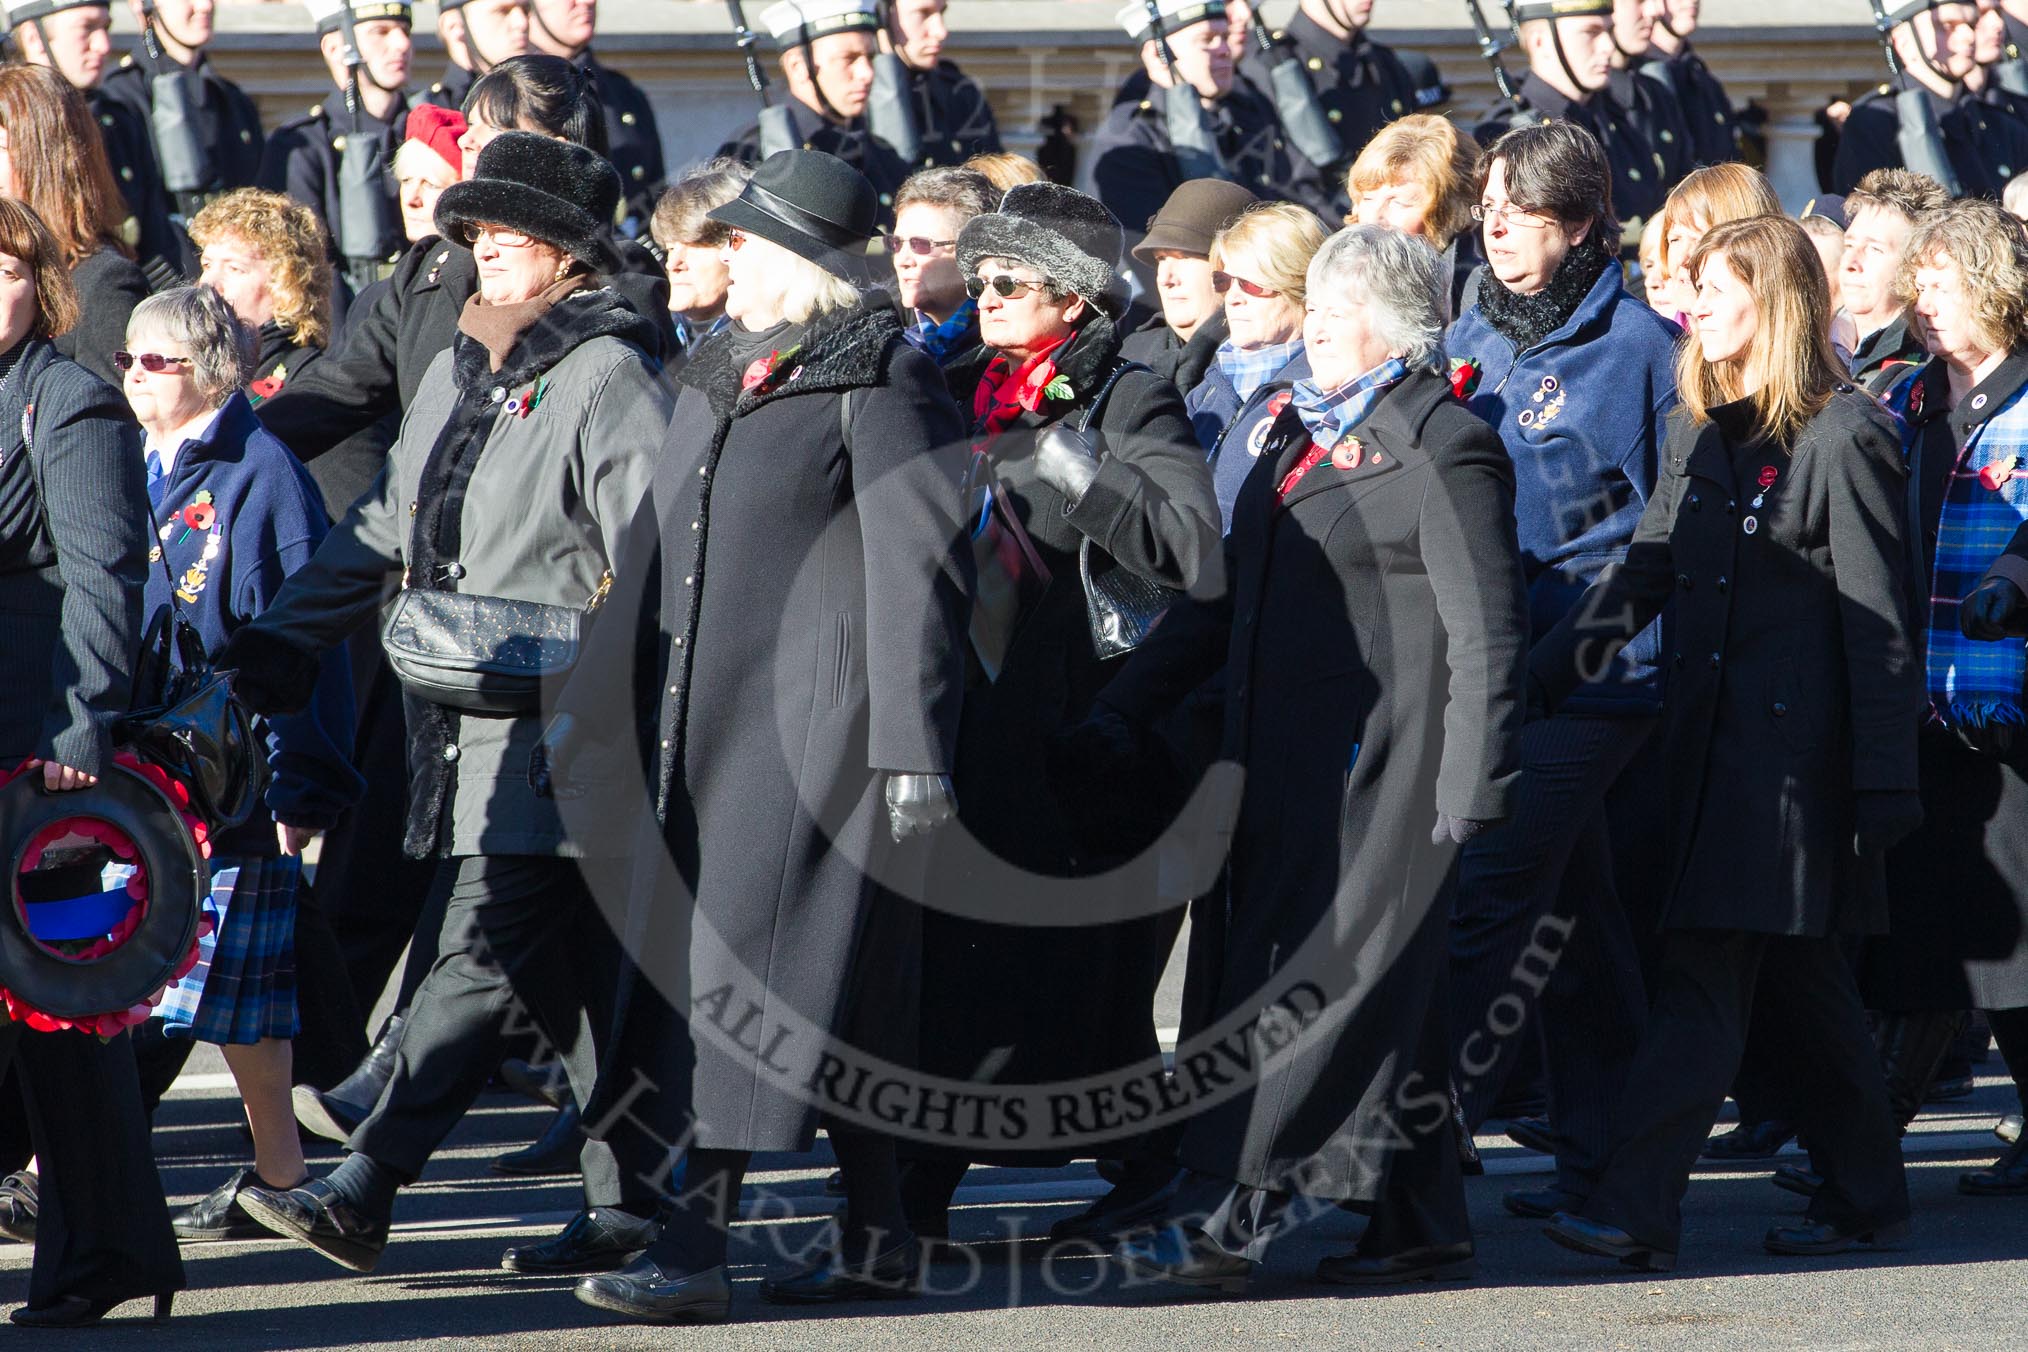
[156,853,302,1045]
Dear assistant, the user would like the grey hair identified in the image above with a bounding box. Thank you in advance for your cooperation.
[895,166,999,225]
[1304,225,1447,370]
[126,286,253,407]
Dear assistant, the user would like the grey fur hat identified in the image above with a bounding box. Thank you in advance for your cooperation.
[957,182,1124,312]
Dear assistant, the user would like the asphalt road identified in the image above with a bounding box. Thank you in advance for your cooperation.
[3,1048,2023,1351]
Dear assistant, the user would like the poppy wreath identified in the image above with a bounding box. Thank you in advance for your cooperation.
[0,756,209,1034]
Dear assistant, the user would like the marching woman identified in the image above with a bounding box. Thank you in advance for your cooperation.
[0,198,183,1325]
[1535,214,1922,1269]
[218,132,673,1277]
[551,149,974,1323]
[117,286,362,1244]
[1095,224,1529,1291]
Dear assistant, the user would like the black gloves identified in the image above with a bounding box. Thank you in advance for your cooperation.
[527,713,579,800]
[1431,813,1495,846]
[1960,576,2028,641]
[1033,424,1100,509]
[883,772,958,842]
[216,626,322,716]
[1853,789,1924,857]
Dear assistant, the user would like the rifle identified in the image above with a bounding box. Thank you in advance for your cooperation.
[1246,9,1343,170]
[728,0,799,158]
[1870,0,1965,196]
[867,0,923,163]
[1143,0,1230,182]
[331,8,402,295]
[137,1,213,211]
[1465,0,1519,103]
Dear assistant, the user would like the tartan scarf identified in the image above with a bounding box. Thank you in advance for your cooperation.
[1927,377,2028,730]
[1276,356,1408,502]
[909,300,977,363]
[1215,338,1304,405]
[971,332,1070,454]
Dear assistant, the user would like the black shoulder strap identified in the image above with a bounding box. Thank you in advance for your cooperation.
[1076,359,1152,441]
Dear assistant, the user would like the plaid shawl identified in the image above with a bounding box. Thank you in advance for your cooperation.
[1926,377,2028,730]
[1215,338,1305,405]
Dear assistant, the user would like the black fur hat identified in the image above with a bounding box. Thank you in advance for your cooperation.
[957,182,1124,313]
[434,131,623,273]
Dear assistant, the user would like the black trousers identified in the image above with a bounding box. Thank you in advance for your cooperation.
[348,854,654,1212]
[1450,711,1656,1195]
[0,1024,182,1308]
[1581,929,1908,1251]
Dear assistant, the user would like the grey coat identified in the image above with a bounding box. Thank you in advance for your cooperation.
[225,286,671,857]
[0,339,149,774]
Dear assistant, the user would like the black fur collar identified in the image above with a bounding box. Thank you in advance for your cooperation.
[450,285,659,395]
[680,297,905,418]
[1474,235,1613,353]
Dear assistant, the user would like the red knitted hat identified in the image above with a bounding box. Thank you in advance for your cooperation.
[404,104,468,180]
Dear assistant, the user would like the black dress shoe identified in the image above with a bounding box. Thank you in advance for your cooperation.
[1112,1225,1253,1294]
[761,1236,921,1304]
[10,1292,173,1326]
[492,1102,584,1177]
[502,1207,658,1275]
[498,1057,570,1109]
[1764,1217,1909,1255]
[1452,1085,1484,1176]
[1925,1074,1975,1103]
[824,1169,847,1197]
[574,1256,731,1324]
[1542,1213,1676,1272]
[1959,1138,2028,1196]
[237,1177,390,1272]
[1315,1240,1475,1285]
[1503,1115,1559,1156]
[293,1016,405,1143]
[1771,1164,1821,1199]
[173,1168,281,1242]
[1702,1118,1795,1160]
[292,1083,370,1145]
[1047,1167,1178,1244]
[1998,1113,2024,1145]
[0,1170,37,1244]
[1502,1186,1585,1220]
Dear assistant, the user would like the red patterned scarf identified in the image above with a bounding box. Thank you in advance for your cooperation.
[971,334,1070,454]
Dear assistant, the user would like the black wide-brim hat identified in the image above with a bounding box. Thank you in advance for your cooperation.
[0,765,204,1022]
[434,131,624,274]
[707,149,878,285]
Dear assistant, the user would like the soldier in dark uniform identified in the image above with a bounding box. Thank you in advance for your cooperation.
[1607,0,1693,188]
[1237,0,1425,178]
[1473,0,1668,236]
[418,0,531,112]
[1831,0,2028,198]
[1642,0,1741,165]
[4,0,186,287]
[1969,0,2028,126]
[717,0,910,218]
[99,0,264,228]
[881,0,1002,171]
[526,0,665,236]
[1091,0,1336,239]
[259,0,413,297]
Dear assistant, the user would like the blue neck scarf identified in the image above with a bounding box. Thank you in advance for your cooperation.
[1290,357,1410,450]
[1215,338,1303,404]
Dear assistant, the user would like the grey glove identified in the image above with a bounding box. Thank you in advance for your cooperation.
[527,713,580,800]
[1033,423,1100,509]
[1431,812,1493,846]
[884,771,958,842]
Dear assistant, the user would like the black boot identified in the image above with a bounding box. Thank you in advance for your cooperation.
[292,1015,406,1143]
[1960,1138,2028,1196]
[492,1102,585,1176]
[1877,1010,1966,1127]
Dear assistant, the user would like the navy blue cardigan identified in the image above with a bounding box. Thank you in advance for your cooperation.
[144,392,361,852]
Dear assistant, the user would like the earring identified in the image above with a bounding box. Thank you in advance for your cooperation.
[554,257,572,282]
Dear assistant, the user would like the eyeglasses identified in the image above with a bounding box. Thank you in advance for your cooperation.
[885,234,956,256]
[1471,202,1554,230]
[724,230,747,251]
[464,223,536,249]
[112,351,192,374]
[1212,271,1278,298]
[966,274,1050,300]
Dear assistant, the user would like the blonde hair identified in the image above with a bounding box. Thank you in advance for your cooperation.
[189,190,333,351]
[1677,216,1845,446]
[963,152,1046,195]
[1897,197,2028,355]
[1210,202,1329,307]
[778,248,863,325]
[1659,163,1782,275]
[1344,114,1483,249]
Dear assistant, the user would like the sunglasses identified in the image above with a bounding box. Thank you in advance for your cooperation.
[112,351,192,374]
[1212,271,1278,298]
[885,233,956,256]
[966,274,1050,300]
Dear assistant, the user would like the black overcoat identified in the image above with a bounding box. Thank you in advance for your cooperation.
[574,300,973,1154]
[1533,392,1923,937]
[908,312,1220,1131]
[1101,365,1529,1199]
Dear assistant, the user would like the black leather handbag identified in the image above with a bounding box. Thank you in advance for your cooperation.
[120,604,269,832]
[380,573,610,715]
[1075,361,1181,661]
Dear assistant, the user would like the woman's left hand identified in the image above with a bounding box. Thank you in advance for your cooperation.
[1034,425,1100,507]
[277,823,318,856]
